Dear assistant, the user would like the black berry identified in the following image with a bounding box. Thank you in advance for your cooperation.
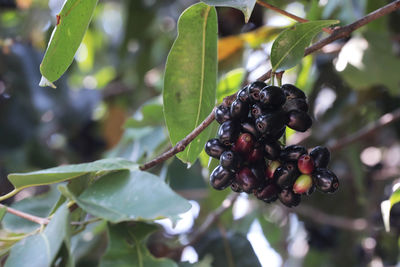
[287,110,312,132]
[220,151,240,171]
[259,85,286,108]
[247,81,266,102]
[215,104,231,124]
[280,145,307,162]
[218,120,239,146]
[281,84,306,100]
[310,146,330,169]
[278,188,301,207]
[312,168,339,193]
[274,163,299,189]
[210,165,235,190]
[230,99,249,121]
[205,138,226,159]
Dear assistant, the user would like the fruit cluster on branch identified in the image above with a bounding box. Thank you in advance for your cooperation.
[205,82,339,207]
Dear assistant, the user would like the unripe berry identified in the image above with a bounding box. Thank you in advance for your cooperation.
[204,138,226,159]
[278,188,301,207]
[263,141,281,160]
[247,81,266,102]
[281,84,306,100]
[230,99,249,121]
[310,146,330,169]
[234,133,254,156]
[220,151,240,171]
[280,145,307,162]
[237,167,260,193]
[210,165,234,190]
[287,110,312,132]
[215,104,231,124]
[274,163,299,189]
[293,174,313,194]
[297,154,315,174]
[312,168,339,193]
[266,161,281,179]
[259,85,286,108]
[218,120,239,146]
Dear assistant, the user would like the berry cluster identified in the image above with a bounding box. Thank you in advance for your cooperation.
[205,82,339,207]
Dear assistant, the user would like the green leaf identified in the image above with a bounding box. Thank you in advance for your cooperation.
[2,186,61,233]
[100,222,177,267]
[59,170,191,223]
[163,3,217,165]
[270,20,339,72]
[0,206,6,222]
[201,0,256,22]
[5,204,70,267]
[382,188,400,232]
[124,98,164,128]
[39,0,99,85]
[7,158,136,190]
[217,68,245,103]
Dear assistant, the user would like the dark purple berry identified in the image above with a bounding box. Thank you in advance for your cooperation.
[210,165,235,190]
[234,133,254,156]
[230,99,249,121]
[263,141,281,160]
[278,188,301,207]
[310,146,330,169]
[312,168,339,193]
[250,104,263,119]
[218,120,239,146]
[255,183,279,203]
[280,145,307,162]
[259,85,286,108]
[220,151,240,171]
[283,98,308,112]
[215,104,231,124]
[297,154,315,174]
[281,84,306,100]
[237,87,250,103]
[255,110,288,136]
[230,179,243,193]
[247,81,266,102]
[251,163,266,181]
[274,163,299,189]
[241,121,260,139]
[205,138,226,159]
[287,110,312,132]
[237,167,260,193]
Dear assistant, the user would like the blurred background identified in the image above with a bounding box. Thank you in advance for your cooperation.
[1,0,400,266]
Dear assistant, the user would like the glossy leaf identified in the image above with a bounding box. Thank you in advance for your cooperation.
[7,158,137,190]
[202,0,256,22]
[163,3,217,165]
[100,222,176,267]
[40,0,99,86]
[59,170,191,223]
[271,20,339,72]
[382,188,400,232]
[5,204,70,267]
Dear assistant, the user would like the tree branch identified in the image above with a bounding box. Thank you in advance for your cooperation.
[0,203,49,225]
[139,0,400,171]
[256,0,333,34]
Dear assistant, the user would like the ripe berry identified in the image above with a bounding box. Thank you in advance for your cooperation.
[274,163,299,189]
[241,121,260,139]
[237,87,250,103]
[263,127,286,140]
[278,188,301,207]
[248,147,264,163]
[266,161,280,179]
[230,99,249,121]
[251,163,266,180]
[280,145,307,162]
[283,98,308,112]
[210,165,235,190]
[297,154,315,174]
[259,86,286,108]
[293,174,313,194]
[237,167,260,193]
[247,81,266,102]
[255,110,288,136]
[263,141,281,160]
[220,151,240,171]
[310,146,330,169]
[251,104,263,119]
[215,104,231,124]
[287,110,312,132]
[312,168,339,193]
[230,179,243,193]
[255,183,279,203]
[205,138,226,159]
[281,84,306,100]
[234,133,254,156]
[218,120,239,146]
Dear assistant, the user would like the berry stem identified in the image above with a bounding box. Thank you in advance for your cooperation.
[0,203,50,225]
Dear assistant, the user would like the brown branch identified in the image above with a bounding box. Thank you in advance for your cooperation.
[328,108,400,151]
[256,0,333,34]
[0,203,49,225]
[140,0,400,171]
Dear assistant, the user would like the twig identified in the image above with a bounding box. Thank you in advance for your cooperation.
[0,203,49,225]
[139,0,400,171]
[294,204,368,231]
[256,0,333,34]
[186,193,238,246]
[328,108,400,151]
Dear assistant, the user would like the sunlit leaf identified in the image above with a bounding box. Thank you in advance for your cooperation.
[217,68,245,103]
[164,3,217,165]
[201,0,256,22]
[40,0,99,85]
[271,20,339,72]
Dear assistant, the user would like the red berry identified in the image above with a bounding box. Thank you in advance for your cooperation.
[234,133,254,156]
[266,161,280,179]
[297,154,314,174]
[248,147,263,163]
[293,174,313,194]
[237,167,260,193]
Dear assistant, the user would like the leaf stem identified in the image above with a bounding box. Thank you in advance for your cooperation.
[256,0,333,34]
[0,203,50,225]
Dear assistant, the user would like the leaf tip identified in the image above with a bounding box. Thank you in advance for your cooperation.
[39,76,56,88]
